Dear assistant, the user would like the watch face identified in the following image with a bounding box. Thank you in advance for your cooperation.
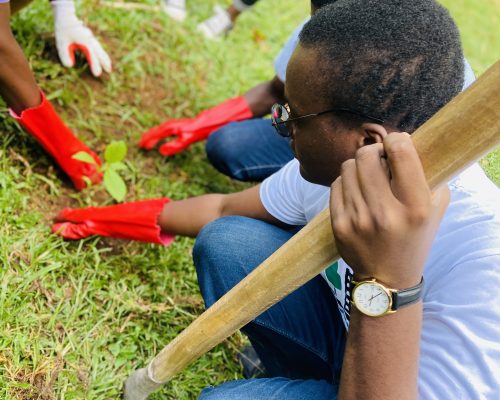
[353,281,391,317]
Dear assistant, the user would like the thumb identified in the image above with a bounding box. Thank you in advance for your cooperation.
[138,124,176,149]
[52,221,93,240]
[138,128,163,150]
[138,119,191,149]
[52,222,71,235]
[159,138,191,156]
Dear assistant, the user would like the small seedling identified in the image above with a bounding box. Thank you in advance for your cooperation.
[72,141,128,202]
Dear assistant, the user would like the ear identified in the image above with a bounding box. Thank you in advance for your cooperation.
[358,122,389,147]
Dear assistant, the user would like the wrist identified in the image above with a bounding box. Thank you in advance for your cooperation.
[353,271,423,290]
[351,277,424,317]
[350,299,423,326]
[51,0,81,28]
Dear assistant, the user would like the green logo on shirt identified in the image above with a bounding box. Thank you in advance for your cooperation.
[325,262,342,289]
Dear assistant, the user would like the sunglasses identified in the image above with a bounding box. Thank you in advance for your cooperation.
[271,103,385,137]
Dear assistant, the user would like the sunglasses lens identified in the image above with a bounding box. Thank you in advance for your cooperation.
[278,124,289,137]
[271,104,291,137]
[271,104,281,122]
[273,104,289,123]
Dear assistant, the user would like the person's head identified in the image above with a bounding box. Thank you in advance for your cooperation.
[283,0,464,186]
[311,0,339,15]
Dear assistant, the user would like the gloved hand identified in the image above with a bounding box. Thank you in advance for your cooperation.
[139,96,253,156]
[52,198,174,245]
[10,92,102,190]
[52,0,112,77]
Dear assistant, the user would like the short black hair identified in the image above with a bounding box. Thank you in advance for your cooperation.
[300,0,464,132]
[311,0,338,8]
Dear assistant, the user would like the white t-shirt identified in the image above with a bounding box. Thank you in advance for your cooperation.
[260,159,500,399]
[274,19,308,82]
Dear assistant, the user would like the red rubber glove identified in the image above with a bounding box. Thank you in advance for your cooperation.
[138,96,253,156]
[10,92,102,190]
[52,198,174,245]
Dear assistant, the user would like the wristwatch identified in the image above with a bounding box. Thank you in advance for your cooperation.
[351,277,424,317]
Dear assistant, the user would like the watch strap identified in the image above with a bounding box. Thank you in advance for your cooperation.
[391,277,424,310]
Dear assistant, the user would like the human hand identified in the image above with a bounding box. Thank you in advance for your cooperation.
[138,118,198,156]
[52,198,174,244]
[52,0,112,77]
[138,96,253,156]
[64,146,102,190]
[9,91,102,190]
[330,132,450,288]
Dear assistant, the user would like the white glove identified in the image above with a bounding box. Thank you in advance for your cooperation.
[51,0,112,77]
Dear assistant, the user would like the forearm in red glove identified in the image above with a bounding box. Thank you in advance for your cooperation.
[10,92,102,190]
[52,198,175,245]
[138,96,253,156]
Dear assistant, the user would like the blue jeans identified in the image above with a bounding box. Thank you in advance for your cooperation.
[193,216,346,399]
[206,119,294,182]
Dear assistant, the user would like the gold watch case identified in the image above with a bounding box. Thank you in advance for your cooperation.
[351,279,396,317]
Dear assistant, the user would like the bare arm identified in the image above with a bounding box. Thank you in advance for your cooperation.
[53,183,288,242]
[243,76,285,117]
[158,184,285,237]
[10,0,33,14]
[0,4,41,113]
[331,134,450,399]
[339,306,422,400]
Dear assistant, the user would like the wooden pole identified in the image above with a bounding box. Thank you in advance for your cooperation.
[123,61,500,399]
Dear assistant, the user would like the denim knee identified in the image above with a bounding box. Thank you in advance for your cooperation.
[193,216,252,308]
[198,378,339,400]
[206,123,244,179]
[193,216,294,309]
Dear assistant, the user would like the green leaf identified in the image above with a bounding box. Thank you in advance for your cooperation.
[72,151,97,165]
[104,169,127,202]
[104,141,127,163]
[108,161,127,171]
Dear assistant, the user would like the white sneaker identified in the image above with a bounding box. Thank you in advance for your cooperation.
[162,0,187,22]
[197,5,233,39]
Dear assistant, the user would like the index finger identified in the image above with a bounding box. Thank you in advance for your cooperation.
[86,48,103,77]
[355,143,393,209]
[93,39,112,74]
[384,132,431,207]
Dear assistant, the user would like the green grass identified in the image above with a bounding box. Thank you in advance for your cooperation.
[440,0,500,183]
[0,0,498,399]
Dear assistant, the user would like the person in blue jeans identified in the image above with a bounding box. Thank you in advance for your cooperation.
[206,20,476,183]
[138,1,324,172]
[56,1,499,399]
[142,0,476,182]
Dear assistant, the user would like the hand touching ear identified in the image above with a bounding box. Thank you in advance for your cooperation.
[330,132,450,288]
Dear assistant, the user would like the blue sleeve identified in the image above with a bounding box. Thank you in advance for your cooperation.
[274,18,309,83]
